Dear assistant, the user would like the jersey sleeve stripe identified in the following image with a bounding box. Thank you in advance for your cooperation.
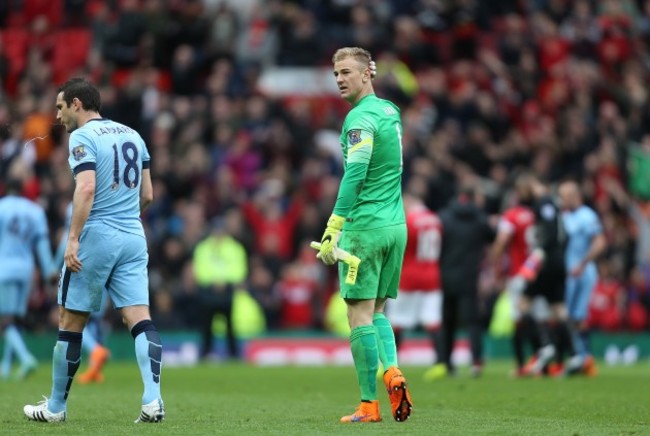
[142,160,151,169]
[73,162,96,175]
[348,137,373,153]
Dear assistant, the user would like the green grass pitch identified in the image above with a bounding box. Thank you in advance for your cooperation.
[1,361,648,435]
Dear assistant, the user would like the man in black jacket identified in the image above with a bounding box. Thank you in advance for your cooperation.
[437,184,494,378]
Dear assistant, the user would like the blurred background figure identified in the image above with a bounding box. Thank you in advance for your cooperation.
[512,173,582,377]
[386,177,443,377]
[588,259,626,332]
[192,213,248,361]
[558,180,606,375]
[489,182,538,377]
[0,175,56,380]
[437,183,494,379]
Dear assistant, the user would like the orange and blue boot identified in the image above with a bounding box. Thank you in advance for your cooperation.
[340,400,382,423]
[383,366,413,422]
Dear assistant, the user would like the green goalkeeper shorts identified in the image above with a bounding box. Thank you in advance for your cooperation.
[338,224,407,300]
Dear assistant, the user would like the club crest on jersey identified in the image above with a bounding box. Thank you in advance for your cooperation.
[348,129,362,145]
[72,146,86,161]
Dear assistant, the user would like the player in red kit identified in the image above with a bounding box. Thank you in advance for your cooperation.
[386,187,443,372]
[497,206,536,280]
[491,201,538,375]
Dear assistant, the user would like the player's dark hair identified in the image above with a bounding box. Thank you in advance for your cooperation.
[58,78,101,112]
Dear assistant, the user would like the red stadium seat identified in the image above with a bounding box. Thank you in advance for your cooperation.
[50,29,93,83]
[0,29,30,95]
[4,11,26,28]
[111,69,133,88]
[23,0,63,27]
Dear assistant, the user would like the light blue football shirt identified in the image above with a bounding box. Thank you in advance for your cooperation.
[67,119,150,238]
[0,195,55,280]
[563,205,603,269]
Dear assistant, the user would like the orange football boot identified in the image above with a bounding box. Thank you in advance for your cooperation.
[77,345,110,384]
[383,366,413,422]
[582,355,598,377]
[547,362,564,378]
[340,400,382,423]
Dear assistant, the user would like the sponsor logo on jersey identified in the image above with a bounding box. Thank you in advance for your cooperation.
[348,129,362,145]
[72,146,86,161]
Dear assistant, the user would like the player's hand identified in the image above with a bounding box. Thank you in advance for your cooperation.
[570,261,585,277]
[517,248,545,282]
[64,239,82,272]
[318,214,345,266]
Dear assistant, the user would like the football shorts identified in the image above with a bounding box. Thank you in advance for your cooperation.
[338,224,406,300]
[59,221,149,312]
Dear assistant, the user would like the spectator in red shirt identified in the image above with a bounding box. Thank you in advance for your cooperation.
[241,179,303,268]
[588,259,625,331]
[275,252,322,329]
[626,265,649,331]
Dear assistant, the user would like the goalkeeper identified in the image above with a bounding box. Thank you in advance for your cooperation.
[316,47,411,424]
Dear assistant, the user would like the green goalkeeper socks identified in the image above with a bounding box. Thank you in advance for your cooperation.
[373,313,399,369]
[350,325,379,401]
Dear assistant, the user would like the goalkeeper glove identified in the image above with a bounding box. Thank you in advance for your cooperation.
[318,214,345,265]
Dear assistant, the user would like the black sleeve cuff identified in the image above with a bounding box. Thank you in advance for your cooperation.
[143,160,151,169]
[73,162,96,175]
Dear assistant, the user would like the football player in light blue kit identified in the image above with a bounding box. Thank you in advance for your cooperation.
[54,202,111,383]
[0,178,57,380]
[558,180,606,368]
[24,78,164,423]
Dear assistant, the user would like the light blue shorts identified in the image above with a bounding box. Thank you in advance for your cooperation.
[90,290,109,320]
[58,222,149,312]
[0,279,31,316]
[565,264,598,321]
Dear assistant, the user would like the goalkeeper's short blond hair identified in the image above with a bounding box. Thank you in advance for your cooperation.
[332,47,372,67]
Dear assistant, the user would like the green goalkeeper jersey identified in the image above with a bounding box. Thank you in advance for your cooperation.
[334,94,405,231]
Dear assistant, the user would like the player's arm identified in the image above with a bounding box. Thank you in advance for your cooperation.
[571,228,606,276]
[582,232,606,266]
[489,224,512,266]
[333,162,369,217]
[140,167,153,213]
[318,127,372,265]
[65,169,95,272]
[332,127,373,217]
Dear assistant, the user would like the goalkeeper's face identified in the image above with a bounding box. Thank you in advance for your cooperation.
[333,57,371,104]
[55,91,79,133]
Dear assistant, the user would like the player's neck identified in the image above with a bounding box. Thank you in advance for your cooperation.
[77,112,102,128]
[351,87,374,106]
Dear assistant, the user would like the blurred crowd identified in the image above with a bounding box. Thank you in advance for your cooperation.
[1,0,650,334]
